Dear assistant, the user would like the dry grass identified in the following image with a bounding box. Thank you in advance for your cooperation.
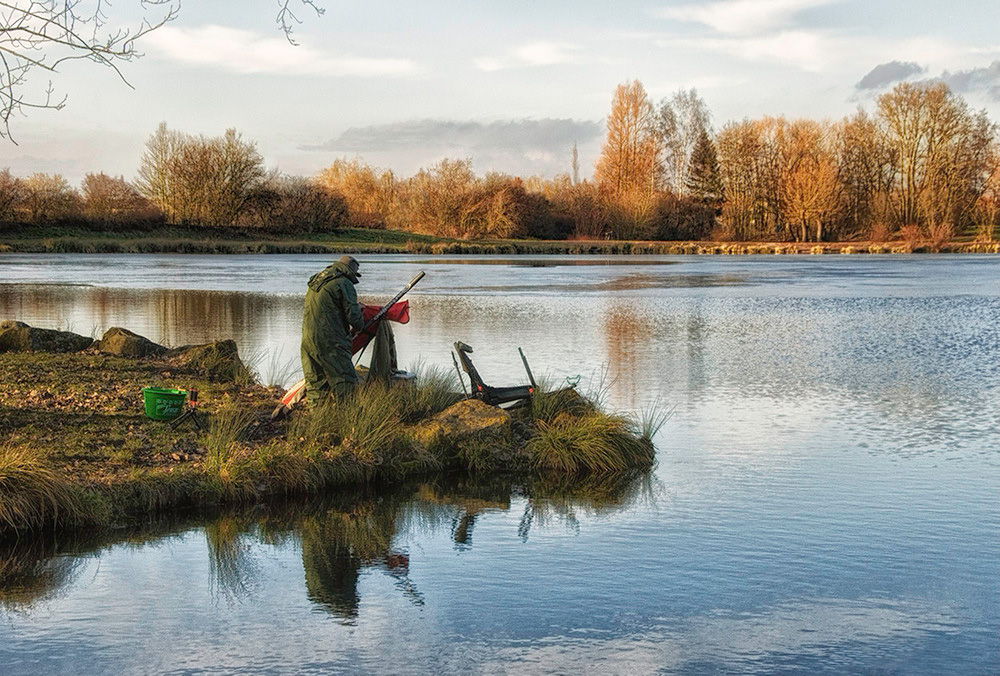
[528,411,655,474]
[0,443,85,532]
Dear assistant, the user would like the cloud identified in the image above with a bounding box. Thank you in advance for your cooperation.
[856,61,925,90]
[303,118,602,154]
[937,61,1000,99]
[300,118,604,179]
[656,0,839,35]
[475,41,582,71]
[144,25,418,76]
[854,60,1000,101]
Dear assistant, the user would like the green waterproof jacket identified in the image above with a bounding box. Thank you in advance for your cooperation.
[301,261,364,359]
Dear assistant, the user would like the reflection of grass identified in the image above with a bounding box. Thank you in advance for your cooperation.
[518,470,656,540]
[205,515,258,598]
[0,473,659,614]
[0,541,86,610]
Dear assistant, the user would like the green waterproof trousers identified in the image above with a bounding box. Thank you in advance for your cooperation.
[301,261,364,407]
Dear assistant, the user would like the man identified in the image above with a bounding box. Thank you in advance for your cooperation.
[301,255,364,406]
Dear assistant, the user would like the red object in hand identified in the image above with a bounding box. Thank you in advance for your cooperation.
[351,301,410,354]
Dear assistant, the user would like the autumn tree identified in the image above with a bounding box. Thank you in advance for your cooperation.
[81,172,158,225]
[716,119,780,240]
[316,159,395,228]
[0,169,25,223]
[396,158,476,236]
[778,119,839,242]
[595,80,659,195]
[21,173,79,222]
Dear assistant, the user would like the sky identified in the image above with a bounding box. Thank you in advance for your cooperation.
[2,0,1000,185]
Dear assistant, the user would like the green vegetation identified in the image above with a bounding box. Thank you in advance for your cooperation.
[0,346,662,539]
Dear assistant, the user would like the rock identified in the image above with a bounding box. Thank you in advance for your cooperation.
[94,327,167,358]
[412,399,511,449]
[0,320,93,353]
[165,339,246,381]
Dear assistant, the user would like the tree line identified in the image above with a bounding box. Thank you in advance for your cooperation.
[1,80,998,242]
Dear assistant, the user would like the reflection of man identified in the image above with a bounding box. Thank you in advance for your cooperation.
[301,255,364,406]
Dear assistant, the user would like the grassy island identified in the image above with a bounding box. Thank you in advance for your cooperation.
[0,327,665,539]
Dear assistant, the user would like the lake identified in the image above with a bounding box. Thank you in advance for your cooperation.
[1,253,998,674]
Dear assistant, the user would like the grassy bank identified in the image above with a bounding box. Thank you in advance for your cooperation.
[1,224,998,255]
[0,349,662,538]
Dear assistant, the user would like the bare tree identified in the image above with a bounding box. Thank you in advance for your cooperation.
[0,1,179,141]
[656,88,712,194]
[878,82,967,230]
[0,1,326,141]
[571,141,579,186]
[778,119,839,242]
[136,124,265,226]
[81,171,156,224]
[0,167,24,221]
[834,109,894,239]
[21,172,79,221]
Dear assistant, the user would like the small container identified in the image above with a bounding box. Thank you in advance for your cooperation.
[141,387,187,420]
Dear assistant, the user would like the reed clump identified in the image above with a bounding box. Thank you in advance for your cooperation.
[524,380,662,474]
[528,411,655,474]
[0,443,87,532]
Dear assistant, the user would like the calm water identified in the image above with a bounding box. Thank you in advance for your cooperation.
[1,253,998,674]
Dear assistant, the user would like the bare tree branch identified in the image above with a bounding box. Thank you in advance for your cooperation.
[276,0,324,46]
[0,0,325,143]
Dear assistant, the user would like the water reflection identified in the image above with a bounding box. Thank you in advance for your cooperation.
[0,472,654,619]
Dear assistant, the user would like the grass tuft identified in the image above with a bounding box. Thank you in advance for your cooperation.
[0,443,86,532]
[632,397,675,442]
[527,411,655,474]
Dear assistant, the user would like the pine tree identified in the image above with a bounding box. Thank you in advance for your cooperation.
[686,127,724,206]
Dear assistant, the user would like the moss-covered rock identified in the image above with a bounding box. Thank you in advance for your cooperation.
[94,327,166,358]
[411,399,511,449]
[0,320,93,353]
[166,340,246,382]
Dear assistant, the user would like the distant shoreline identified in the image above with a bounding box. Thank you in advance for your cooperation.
[1,225,998,255]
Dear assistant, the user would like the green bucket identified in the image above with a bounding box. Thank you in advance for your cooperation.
[142,387,187,420]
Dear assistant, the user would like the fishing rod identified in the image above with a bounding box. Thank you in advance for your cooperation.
[352,270,425,365]
[356,270,425,337]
